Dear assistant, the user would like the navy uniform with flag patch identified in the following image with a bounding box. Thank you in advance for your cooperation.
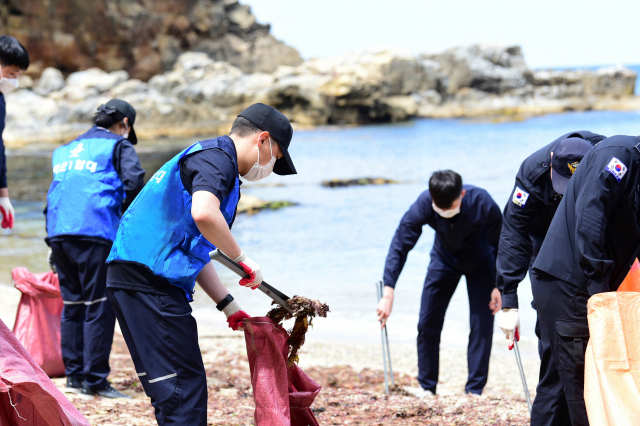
[530,134,640,426]
[495,131,604,426]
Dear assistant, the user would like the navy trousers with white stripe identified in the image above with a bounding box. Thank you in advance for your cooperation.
[108,287,208,425]
[50,239,116,390]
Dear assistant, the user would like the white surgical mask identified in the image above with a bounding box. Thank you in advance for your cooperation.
[241,137,276,182]
[432,202,460,219]
[0,68,18,94]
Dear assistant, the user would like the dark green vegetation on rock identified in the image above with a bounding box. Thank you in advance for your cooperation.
[322,178,400,188]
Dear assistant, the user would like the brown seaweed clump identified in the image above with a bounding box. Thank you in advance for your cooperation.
[266,296,330,366]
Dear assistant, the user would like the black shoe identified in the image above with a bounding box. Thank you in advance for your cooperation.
[64,377,83,394]
[96,385,131,399]
[80,382,131,400]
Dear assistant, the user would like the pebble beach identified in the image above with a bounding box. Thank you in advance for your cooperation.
[0,282,536,424]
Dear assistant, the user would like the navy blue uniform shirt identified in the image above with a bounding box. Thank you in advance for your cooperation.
[0,94,6,188]
[533,135,640,295]
[383,185,503,288]
[496,131,605,308]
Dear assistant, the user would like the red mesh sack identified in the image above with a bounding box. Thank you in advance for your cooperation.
[11,267,65,377]
[244,317,321,426]
[0,317,89,426]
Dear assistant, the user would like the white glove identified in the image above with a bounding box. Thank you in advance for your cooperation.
[498,308,520,350]
[233,251,262,289]
[0,197,14,229]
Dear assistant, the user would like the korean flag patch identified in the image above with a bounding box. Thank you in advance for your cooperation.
[605,157,627,182]
[512,186,530,208]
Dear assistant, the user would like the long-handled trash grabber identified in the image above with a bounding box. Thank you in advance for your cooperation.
[210,249,294,314]
[376,280,394,395]
[513,333,532,414]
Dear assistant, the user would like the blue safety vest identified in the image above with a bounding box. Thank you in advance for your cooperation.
[47,126,124,241]
[107,136,240,299]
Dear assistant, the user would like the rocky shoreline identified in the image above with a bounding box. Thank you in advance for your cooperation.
[3,44,637,148]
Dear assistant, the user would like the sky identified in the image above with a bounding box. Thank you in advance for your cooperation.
[247,0,640,69]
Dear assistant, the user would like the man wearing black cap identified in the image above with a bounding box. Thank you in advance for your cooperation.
[105,103,296,425]
[495,131,604,425]
[45,99,145,399]
[530,133,640,426]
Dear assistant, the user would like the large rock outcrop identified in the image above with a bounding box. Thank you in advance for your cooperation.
[2,45,638,147]
[0,0,302,80]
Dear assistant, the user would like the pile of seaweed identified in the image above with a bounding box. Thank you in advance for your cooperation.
[266,296,330,366]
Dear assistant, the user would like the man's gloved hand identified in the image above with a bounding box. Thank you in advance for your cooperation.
[233,251,262,289]
[47,248,57,273]
[222,300,250,331]
[498,308,520,350]
[0,197,14,229]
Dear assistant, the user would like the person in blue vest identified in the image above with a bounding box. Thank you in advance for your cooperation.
[46,99,145,399]
[495,131,603,425]
[377,170,503,397]
[0,35,29,230]
[105,103,296,425]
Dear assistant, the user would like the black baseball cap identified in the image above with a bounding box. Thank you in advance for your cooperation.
[105,99,137,144]
[551,137,593,194]
[238,103,296,175]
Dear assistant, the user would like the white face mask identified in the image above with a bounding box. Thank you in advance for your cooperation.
[241,137,276,182]
[0,69,19,94]
[432,202,460,219]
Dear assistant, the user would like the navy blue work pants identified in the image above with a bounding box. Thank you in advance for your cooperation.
[108,288,208,426]
[531,271,590,426]
[417,254,496,394]
[50,240,116,390]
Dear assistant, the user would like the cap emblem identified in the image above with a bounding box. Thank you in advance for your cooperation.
[567,161,579,175]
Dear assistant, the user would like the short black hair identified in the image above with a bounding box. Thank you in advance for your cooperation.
[429,170,463,209]
[0,35,29,70]
[230,116,262,137]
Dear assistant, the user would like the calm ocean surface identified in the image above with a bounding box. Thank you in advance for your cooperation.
[3,110,640,353]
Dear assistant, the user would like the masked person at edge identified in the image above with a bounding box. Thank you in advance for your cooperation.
[495,131,603,424]
[45,99,145,399]
[530,134,640,426]
[105,103,296,425]
[377,170,503,397]
[0,35,29,230]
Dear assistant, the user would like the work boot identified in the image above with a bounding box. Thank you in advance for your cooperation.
[64,376,83,394]
[79,382,131,400]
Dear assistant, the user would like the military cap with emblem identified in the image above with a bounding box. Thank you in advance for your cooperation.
[551,137,594,194]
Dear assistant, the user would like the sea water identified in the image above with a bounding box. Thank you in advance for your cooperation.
[3,110,640,353]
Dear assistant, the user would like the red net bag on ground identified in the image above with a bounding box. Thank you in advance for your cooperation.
[11,267,65,377]
[0,317,89,426]
[244,317,321,426]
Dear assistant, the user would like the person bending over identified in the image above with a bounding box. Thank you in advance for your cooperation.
[378,170,502,397]
[105,103,297,426]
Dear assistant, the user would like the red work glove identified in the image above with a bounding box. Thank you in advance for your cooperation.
[0,197,14,229]
[509,328,520,351]
[223,300,250,331]
[233,251,262,290]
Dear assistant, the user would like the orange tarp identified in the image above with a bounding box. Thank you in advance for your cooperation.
[584,260,640,425]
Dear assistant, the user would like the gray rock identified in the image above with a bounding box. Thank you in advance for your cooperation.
[66,68,129,93]
[34,68,65,95]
